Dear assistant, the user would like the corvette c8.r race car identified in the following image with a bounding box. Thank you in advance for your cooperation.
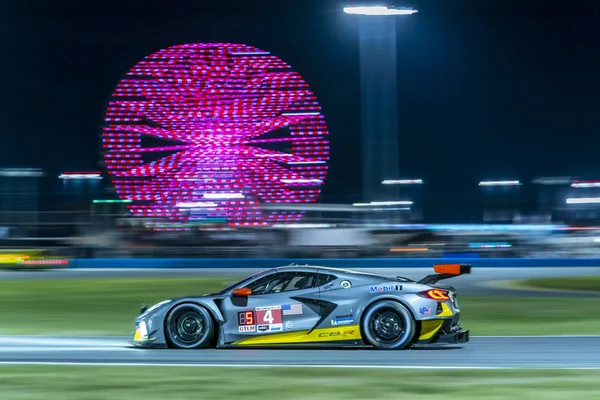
[133,264,470,350]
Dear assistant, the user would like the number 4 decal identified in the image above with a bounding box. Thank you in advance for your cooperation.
[255,305,283,325]
[263,309,274,324]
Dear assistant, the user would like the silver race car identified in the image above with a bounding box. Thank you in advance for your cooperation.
[133,264,470,350]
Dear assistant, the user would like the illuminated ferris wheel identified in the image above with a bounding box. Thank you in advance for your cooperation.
[101,43,329,227]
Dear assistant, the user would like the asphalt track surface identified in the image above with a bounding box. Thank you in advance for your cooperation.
[0,335,599,369]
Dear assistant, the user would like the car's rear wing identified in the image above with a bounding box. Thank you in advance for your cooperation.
[417,264,471,285]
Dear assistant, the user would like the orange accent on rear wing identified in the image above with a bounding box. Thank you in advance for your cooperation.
[433,264,471,275]
[418,264,472,285]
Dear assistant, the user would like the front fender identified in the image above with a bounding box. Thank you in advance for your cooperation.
[173,297,226,323]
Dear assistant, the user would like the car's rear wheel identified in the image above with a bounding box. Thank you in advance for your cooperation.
[361,300,415,350]
[165,303,215,349]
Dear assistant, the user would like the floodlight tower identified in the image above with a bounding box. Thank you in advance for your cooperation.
[344,5,418,203]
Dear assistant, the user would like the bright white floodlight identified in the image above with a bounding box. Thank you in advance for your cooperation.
[343,6,418,15]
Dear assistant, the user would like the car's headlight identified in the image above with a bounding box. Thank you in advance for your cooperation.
[138,320,148,339]
[143,300,171,315]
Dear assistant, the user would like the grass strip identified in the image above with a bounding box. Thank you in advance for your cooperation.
[1,366,600,400]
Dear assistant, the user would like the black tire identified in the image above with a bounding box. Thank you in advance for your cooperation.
[361,300,416,350]
[165,303,215,349]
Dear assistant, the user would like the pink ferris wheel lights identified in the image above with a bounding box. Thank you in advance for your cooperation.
[102,43,329,226]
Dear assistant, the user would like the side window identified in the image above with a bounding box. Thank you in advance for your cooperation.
[281,273,317,292]
[246,272,318,295]
[246,273,283,295]
[315,274,337,287]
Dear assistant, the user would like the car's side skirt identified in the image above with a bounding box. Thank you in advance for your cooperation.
[230,324,362,346]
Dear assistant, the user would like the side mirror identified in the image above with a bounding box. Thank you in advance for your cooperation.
[232,288,252,297]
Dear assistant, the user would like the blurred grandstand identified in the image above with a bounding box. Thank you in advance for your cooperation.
[2,168,600,259]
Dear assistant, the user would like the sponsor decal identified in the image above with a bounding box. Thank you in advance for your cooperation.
[238,311,255,326]
[318,329,356,338]
[282,303,303,315]
[331,318,354,326]
[285,321,293,330]
[257,323,282,333]
[419,307,431,316]
[340,280,352,289]
[331,314,354,326]
[238,325,256,333]
[369,284,402,293]
[255,305,282,311]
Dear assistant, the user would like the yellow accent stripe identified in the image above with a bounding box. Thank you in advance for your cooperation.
[233,325,362,345]
[133,329,143,341]
[437,302,453,317]
[418,320,443,340]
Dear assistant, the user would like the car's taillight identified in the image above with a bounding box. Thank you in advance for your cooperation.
[419,289,450,301]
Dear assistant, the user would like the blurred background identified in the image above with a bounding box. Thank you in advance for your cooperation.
[2,169,600,261]
[3,1,600,264]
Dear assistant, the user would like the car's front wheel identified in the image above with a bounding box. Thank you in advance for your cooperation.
[361,300,416,350]
[165,303,215,349]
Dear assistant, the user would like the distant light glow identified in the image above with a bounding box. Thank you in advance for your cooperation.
[571,181,600,188]
[281,112,321,116]
[391,224,567,231]
[532,177,575,185]
[281,179,322,184]
[271,223,334,228]
[468,242,512,249]
[390,247,428,252]
[0,168,44,178]
[478,180,521,186]
[203,193,245,199]
[287,160,326,165]
[92,199,132,204]
[176,202,218,208]
[59,172,102,180]
[566,197,600,204]
[353,201,413,206]
[343,6,418,15]
[382,179,423,185]
[231,51,270,55]
[18,259,69,265]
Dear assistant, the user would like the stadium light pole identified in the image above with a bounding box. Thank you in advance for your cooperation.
[344,5,417,206]
[344,5,417,223]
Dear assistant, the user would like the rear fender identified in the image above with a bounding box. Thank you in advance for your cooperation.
[357,295,417,322]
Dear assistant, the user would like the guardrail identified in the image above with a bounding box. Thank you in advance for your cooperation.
[68,258,600,269]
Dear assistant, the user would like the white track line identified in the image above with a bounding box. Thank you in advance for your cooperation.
[0,337,131,347]
[0,361,599,370]
[0,347,135,352]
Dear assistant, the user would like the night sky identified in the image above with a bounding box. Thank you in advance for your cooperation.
[2,0,600,222]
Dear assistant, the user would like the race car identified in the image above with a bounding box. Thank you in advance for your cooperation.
[132,263,470,350]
